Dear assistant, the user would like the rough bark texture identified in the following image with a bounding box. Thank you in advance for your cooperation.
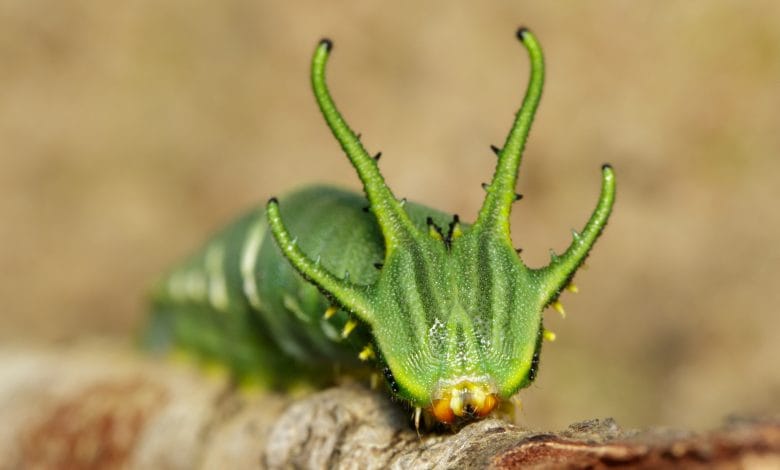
[1,345,778,469]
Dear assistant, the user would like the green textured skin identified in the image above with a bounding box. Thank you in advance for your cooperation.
[146,186,457,387]
[146,27,616,419]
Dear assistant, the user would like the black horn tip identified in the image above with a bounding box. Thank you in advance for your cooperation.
[601,163,613,171]
[319,38,333,51]
[516,27,529,41]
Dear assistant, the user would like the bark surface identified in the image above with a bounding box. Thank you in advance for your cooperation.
[1,345,778,469]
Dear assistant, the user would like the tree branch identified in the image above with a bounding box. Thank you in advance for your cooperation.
[1,345,778,469]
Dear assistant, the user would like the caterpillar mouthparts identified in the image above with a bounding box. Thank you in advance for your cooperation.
[431,380,499,424]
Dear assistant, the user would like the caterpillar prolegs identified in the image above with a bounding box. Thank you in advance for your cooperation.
[145,27,616,426]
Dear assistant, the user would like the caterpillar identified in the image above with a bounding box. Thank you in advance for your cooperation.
[144,27,616,427]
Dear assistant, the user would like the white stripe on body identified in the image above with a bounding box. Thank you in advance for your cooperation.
[206,243,229,312]
[240,215,266,311]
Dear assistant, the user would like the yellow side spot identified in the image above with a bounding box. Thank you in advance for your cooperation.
[201,360,230,380]
[551,300,566,318]
[341,318,358,338]
[543,328,557,342]
[279,382,317,400]
[236,376,269,395]
[169,348,195,366]
[566,283,579,293]
[451,224,463,240]
[358,344,375,361]
[323,305,338,320]
[428,226,443,241]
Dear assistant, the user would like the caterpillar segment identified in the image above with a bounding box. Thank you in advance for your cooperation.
[146,26,616,426]
[146,186,459,388]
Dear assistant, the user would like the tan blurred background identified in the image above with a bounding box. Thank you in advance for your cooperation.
[1,1,778,431]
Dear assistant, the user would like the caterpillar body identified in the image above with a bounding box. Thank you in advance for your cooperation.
[145,27,616,426]
[146,187,454,387]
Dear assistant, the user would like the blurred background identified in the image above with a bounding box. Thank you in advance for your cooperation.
[1,0,778,431]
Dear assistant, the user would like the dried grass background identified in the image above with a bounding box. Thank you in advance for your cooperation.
[1,1,778,430]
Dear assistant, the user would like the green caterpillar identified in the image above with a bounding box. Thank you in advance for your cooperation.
[145,27,616,426]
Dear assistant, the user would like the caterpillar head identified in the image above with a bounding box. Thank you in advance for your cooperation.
[267,28,616,425]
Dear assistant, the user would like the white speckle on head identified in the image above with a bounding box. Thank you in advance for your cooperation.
[206,243,229,312]
[428,317,445,346]
[240,217,266,311]
[445,328,478,375]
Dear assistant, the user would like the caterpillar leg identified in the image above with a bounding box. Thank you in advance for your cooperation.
[496,394,524,425]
